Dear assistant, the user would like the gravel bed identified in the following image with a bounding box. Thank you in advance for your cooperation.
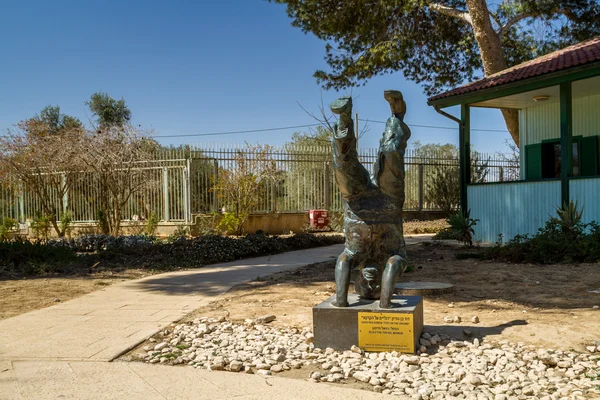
[135,317,600,399]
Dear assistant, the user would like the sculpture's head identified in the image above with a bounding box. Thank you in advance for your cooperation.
[362,266,380,288]
[384,90,406,120]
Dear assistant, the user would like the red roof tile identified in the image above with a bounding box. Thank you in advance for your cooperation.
[429,36,600,102]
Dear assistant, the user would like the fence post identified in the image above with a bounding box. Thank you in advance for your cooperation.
[183,163,189,224]
[61,173,68,215]
[163,167,169,222]
[18,182,25,223]
[324,162,331,210]
[271,181,276,213]
[212,159,219,213]
[499,166,504,182]
[418,164,424,211]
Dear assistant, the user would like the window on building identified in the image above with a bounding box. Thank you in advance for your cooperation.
[541,142,579,179]
[525,136,598,180]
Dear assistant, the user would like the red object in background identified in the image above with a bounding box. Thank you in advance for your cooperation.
[309,210,329,229]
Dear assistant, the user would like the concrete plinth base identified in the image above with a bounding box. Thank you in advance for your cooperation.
[313,294,423,353]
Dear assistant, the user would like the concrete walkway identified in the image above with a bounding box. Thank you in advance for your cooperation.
[0,239,432,399]
[1,360,389,399]
[0,245,344,362]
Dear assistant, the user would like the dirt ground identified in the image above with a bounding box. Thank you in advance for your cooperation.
[0,269,152,320]
[3,241,600,352]
[183,241,600,352]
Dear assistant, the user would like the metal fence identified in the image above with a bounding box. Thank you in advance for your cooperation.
[0,144,519,223]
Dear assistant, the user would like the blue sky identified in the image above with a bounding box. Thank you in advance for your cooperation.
[0,0,512,153]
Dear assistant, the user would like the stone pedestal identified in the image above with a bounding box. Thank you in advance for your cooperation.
[313,294,423,353]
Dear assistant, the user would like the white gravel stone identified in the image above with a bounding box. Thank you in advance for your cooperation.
[255,314,276,324]
[471,316,480,323]
[229,360,243,372]
[270,364,283,373]
[154,342,168,351]
[256,369,272,376]
[140,316,598,399]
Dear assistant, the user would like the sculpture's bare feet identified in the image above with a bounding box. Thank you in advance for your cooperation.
[384,90,406,119]
[332,298,349,307]
[329,96,352,116]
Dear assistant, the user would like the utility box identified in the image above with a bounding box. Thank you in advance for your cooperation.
[309,210,329,229]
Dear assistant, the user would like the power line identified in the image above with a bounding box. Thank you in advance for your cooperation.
[152,123,322,138]
[361,118,509,133]
[150,118,509,139]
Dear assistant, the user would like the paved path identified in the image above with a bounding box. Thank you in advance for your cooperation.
[0,238,432,399]
[0,360,389,400]
[0,245,344,362]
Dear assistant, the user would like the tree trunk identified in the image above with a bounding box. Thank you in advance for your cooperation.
[464,0,520,146]
[50,217,63,238]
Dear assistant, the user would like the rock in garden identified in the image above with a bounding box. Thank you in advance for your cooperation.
[453,316,462,323]
[154,342,169,351]
[586,346,597,353]
[353,371,371,383]
[311,371,322,379]
[209,358,225,370]
[350,345,363,354]
[405,356,420,365]
[471,316,480,323]
[256,370,272,376]
[443,316,454,323]
[255,314,276,324]
[466,374,482,386]
[229,360,243,372]
[139,316,600,399]
[270,364,283,373]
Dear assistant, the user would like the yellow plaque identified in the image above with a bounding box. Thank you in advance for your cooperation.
[358,312,414,353]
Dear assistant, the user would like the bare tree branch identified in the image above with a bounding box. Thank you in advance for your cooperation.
[427,2,472,24]
[499,12,535,37]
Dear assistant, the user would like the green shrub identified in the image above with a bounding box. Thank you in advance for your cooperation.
[9,232,344,276]
[167,225,189,241]
[432,229,459,240]
[96,209,110,235]
[0,239,76,275]
[217,212,243,235]
[145,213,160,236]
[485,201,600,264]
[0,217,17,241]
[60,211,73,237]
[31,214,53,240]
[446,209,479,246]
[551,200,583,233]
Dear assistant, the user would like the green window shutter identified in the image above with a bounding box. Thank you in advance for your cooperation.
[580,136,599,176]
[525,143,543,180]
